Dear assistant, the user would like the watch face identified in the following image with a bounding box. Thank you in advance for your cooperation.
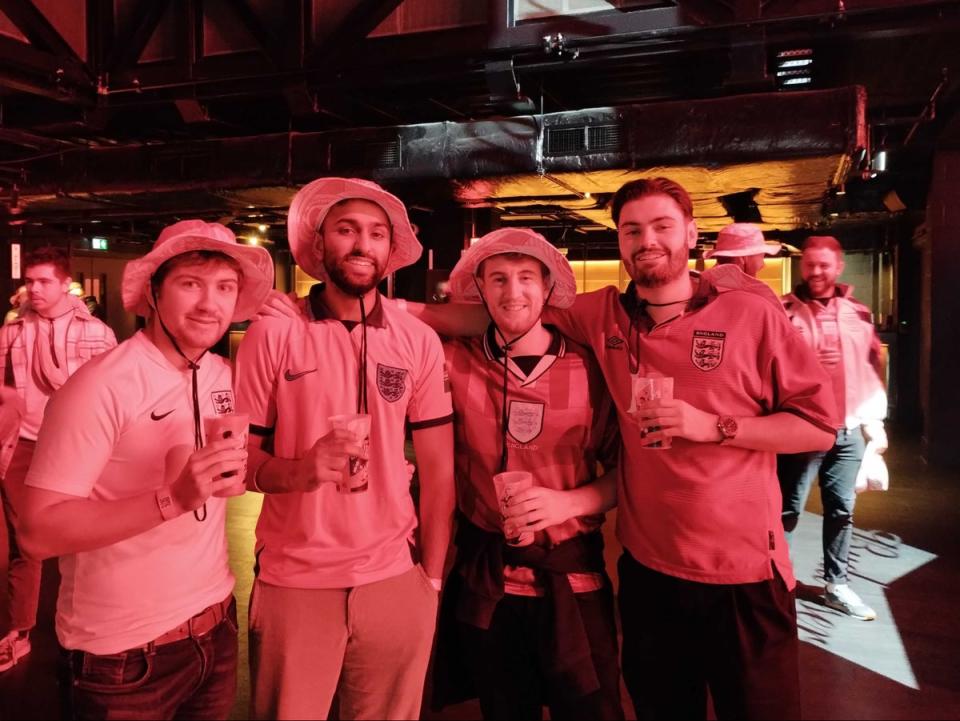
[720,416,738,438]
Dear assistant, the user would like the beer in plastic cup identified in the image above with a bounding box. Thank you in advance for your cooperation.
[633,376,674,450]
[203,412,250,496]
[492,470,534,546]
[329,413,372,494]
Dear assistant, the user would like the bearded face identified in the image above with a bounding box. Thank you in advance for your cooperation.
[317,199,392,295]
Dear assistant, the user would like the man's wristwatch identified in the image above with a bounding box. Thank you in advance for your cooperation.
[717,415,739,444]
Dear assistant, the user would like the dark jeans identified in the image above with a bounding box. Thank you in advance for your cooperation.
[618,553,800,721]
[778,427,866,584]
[458,587,624,721]
[1,439,41,634]
[59,599,238,721]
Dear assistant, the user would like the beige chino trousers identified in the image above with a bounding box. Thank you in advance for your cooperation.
[249,564,439,720]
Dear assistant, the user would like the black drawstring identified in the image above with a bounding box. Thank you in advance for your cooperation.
[42,306,73,369]
[627,293,691,375]
[152,288,208,522]
[357,297,368,415]
[473,277,555,473]
[48,320,60,368]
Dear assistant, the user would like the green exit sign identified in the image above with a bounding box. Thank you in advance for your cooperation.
[91,237,109,250]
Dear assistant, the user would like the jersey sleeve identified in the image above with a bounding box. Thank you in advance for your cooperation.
[408,329,454,431]
[543,295,591,346]
[25,365,121,498]
[762,309,839,434]
[234,318,284,436]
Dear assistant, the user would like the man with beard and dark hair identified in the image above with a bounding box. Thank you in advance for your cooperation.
[400,177,839,720]
[778,235,888,621]
[235,177,455,720]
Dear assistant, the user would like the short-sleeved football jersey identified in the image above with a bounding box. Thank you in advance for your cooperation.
[235,286,453,589]
[546,267,838,587]
[444,326,620,594]
[26,332,235,654]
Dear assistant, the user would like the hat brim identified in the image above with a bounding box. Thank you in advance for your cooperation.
[122,236,274,322]
[287,178,422,282]
[705,243,781,258]
[448,229,577,309]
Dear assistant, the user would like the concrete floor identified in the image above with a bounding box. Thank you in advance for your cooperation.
[2,430,959,719]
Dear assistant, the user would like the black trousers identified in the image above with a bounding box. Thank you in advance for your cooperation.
[458,587,624,721]
[618,552,801,721]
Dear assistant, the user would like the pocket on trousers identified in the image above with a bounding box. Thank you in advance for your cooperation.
[223,596,240,634]
[73,650,154,694]
[248,580,264,633]
[414,564,439,600]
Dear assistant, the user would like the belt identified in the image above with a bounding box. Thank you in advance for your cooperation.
[138,595,234,650]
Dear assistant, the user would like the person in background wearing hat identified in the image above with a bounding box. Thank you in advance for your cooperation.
[0,246,116,674]
[398,177,838,720]
[235,177,454,720]
[778,235,888,621]
[705,222,781,278]
[18,221,273,719]
[432,229,623,720]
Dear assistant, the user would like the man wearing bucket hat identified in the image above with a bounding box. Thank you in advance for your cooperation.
[0,246,116,674]
[400,178,838,720]
[235,177,454,720]
[19,220,273,719]
[432,228,623,720]
[704,223,781,278]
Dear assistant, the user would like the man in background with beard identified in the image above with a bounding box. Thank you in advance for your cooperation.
[235,178,455,720]
[403,177,838,720]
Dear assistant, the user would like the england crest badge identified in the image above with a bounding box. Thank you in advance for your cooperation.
[507,401,544,443]
[691,330,725,371]
[377,364,408,402]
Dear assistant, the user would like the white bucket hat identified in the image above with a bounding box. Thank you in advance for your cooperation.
[447,228,577,309]
[122,220,274,322]
[287,177,422,282]
[705,223,781,258]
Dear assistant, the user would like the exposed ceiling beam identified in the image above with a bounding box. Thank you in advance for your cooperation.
[0,35,95,104]
[228,0,282,68]
[306,0,406,67]
[0,0,91,78]
[106,0,175,77]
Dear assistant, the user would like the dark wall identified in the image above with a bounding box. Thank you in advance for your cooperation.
[921,149,960,467]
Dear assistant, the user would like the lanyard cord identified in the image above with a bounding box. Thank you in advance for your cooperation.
[152,289,208,522]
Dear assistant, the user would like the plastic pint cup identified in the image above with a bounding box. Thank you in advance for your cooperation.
[492,471,534,547]
[203,412,250,496]
[633,376,674,450]
[329,413,372,494]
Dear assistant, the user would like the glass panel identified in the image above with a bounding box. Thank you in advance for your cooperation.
[513,0,652,23]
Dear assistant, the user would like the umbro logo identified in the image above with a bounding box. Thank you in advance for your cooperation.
[606,337,626,350]
[284,368,318,382]
[150,409,175,421]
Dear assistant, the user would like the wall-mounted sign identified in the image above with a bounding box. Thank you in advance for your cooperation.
[11,243,20,279]
[91,237,109,251]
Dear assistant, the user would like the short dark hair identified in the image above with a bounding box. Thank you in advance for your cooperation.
[610,177,694,226]
[715,256,740,266]
[476,252,550,280]
[802,235,844,258]
[24,246,70,280]
[150,251,244,297]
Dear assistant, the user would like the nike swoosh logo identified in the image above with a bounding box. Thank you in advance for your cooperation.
[284,368,318,382]
[150,409,175,421]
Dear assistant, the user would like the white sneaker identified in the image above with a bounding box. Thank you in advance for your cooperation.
[0,631,31,673]
[824,584,877,621]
